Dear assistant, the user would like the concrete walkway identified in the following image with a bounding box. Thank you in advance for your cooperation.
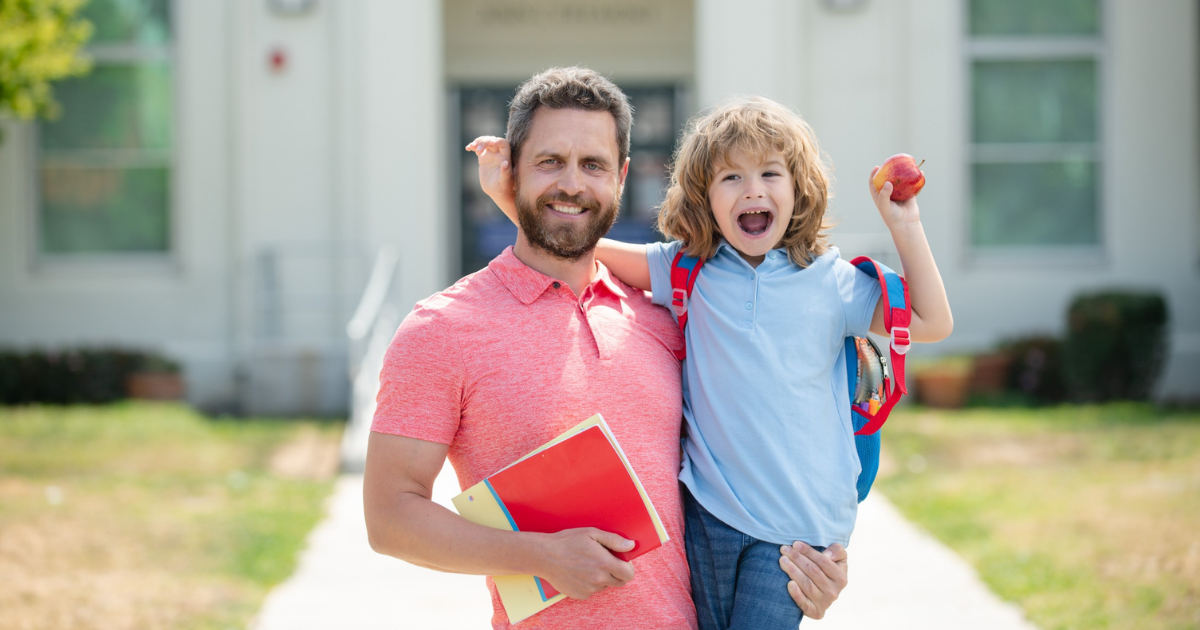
[251,463,1039,630]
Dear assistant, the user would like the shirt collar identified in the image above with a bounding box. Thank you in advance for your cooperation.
[715,239,789,267]
[488,246,628,305]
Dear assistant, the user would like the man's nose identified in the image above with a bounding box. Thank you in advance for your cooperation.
[557,165,586,195]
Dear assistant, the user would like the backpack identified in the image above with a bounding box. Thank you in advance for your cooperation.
[668,251,911,503]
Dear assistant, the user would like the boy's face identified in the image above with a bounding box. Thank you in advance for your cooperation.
[707,149,795,267]
[513,107,629,260]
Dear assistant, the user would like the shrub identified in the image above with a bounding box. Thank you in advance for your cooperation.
[0,348,177,405]
[1063,291,1168,401]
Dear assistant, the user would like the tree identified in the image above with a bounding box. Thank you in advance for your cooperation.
[0,0,92,143]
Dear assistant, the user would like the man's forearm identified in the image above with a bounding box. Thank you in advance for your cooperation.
[366,490,546,577]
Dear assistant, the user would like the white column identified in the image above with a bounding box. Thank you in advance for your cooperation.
[360,0,446,309]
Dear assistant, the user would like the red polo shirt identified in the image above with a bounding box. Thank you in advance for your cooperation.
[372,247,695,630]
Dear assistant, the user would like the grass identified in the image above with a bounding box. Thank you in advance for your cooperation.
[877,403,1200,630]
[0,402,342,630]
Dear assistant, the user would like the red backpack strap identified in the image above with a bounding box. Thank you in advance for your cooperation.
[669,251,705,361]
[849,256,912,435]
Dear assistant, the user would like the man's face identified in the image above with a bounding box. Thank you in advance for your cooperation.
[513,107,628,261]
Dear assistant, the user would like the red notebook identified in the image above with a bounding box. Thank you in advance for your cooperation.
[484,425,663,598]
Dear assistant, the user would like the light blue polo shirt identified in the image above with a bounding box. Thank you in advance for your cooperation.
[647,240,881,547]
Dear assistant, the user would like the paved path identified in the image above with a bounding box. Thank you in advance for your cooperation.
[251,464,1038,630]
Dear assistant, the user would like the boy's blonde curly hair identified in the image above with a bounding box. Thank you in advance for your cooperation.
[657,97,833,267]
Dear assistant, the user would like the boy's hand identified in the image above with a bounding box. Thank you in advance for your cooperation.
[466,136,517,222]
[869,166,921,231]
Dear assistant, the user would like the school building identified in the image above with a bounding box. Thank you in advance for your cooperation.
[1,0,1197,415]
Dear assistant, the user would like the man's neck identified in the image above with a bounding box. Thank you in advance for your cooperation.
[512,234,597,297]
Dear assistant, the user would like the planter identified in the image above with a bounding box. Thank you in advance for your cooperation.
[969,352,1012,395]
[915,371,970,408]
[125,372,185,401]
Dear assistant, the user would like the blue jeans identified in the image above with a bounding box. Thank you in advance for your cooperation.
[683,485,822,630]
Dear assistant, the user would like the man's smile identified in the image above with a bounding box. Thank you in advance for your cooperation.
[548,203,587,216]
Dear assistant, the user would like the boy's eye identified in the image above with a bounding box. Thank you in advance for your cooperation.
[722,173,740,181]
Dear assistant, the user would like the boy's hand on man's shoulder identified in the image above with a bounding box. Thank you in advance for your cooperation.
[466,135,517,220]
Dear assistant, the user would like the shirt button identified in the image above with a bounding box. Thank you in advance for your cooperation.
[745,302,753,310]
[552,282,561,289]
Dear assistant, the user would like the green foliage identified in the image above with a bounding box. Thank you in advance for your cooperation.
[0,0,93,133]
[0,347,179,404]
[1064,291,1168,401]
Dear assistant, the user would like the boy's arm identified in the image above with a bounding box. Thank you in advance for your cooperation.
[867,168,954,342]
[466,136,653,292]
[466,136,518,222]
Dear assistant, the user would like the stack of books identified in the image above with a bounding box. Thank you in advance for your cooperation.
[452,414,668,623]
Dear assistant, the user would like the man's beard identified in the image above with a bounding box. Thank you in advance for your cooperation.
[514,186,620,261]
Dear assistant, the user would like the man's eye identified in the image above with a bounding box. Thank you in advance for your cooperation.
[542,159,559,166]
[584,163,600,171]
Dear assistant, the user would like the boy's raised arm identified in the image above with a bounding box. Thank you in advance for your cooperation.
[867,167,954,343]
[466,136,653,292]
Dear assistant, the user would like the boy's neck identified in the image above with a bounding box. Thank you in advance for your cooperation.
[512,233,598,297]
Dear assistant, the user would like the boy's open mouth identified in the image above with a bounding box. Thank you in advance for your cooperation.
[736,209,774,236]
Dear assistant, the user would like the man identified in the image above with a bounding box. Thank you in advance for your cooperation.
[363,67,848,629]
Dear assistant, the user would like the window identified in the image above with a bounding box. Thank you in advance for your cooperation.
[967,0,1102,248]
[456,85,681,274]
[37,0,173,255]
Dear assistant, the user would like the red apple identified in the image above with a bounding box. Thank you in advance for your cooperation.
[872,154,926,202]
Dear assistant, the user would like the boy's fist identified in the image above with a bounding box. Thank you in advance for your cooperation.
[466,136,517,220]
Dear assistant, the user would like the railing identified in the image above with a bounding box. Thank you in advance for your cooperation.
[340,245,401,472]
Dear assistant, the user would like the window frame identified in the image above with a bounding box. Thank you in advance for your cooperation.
[30,0,179,271]
[963,0,1109,265]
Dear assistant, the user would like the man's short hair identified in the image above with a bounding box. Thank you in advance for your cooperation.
[506,67,633,167]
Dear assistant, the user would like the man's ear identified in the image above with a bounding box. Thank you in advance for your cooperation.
[618,157,630,186]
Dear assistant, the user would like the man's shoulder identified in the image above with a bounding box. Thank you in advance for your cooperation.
[402,267,511,331]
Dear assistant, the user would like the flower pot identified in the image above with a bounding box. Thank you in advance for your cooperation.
[125,372,185,400]
[915,371,970,408]
[969,352,1012,395]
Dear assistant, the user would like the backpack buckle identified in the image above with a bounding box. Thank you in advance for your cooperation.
[671,288,689,317]
[890,326,911,355]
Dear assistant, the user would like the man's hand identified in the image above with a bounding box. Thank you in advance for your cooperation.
[534,527,636,600]
[466,135,518,222]
[779,542,848,619]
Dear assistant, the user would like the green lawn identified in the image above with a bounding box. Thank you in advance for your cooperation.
[878,403,1200,630]
[0,403,342,630]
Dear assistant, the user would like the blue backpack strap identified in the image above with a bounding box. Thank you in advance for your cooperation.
[669,251,705,361]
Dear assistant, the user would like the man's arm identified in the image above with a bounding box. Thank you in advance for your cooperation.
[363,431,638,600]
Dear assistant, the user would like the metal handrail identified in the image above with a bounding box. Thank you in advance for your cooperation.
[346,245,401,341]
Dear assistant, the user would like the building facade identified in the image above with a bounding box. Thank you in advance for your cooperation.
[1,0,1197,414]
